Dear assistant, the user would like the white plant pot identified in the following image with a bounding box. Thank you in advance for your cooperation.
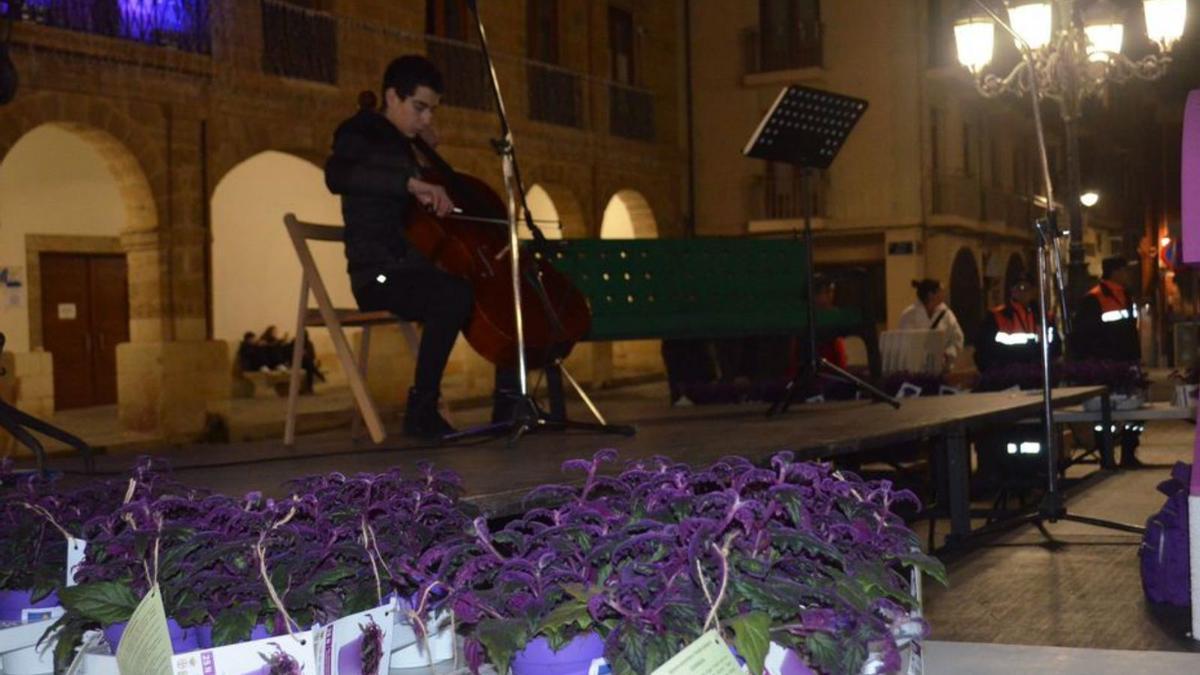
[0,620,56,675]
[1173,384,1198,408]
[390,609,454,669]
[1,642,53,675]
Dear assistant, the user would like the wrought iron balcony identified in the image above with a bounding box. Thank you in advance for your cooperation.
[11,0,211,53]
[425,35,493,112]
[261,0,337,85]
[743,24,823,74]
[608,81,653,141]
[527,59,583,129]
[931,175,982,221]
[750,171,828,221]
[982,188,1038,231]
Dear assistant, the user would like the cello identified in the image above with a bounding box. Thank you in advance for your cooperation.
[404,136,591,370]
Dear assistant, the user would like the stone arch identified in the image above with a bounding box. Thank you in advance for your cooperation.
[0,93,164,233]
[521,182,586,239]
[209,140,328,200]
[0,122,158,354]
[1004,252,1027,296]
[209,150,348,349]
[600,189,658,239]
[949,247,983,345]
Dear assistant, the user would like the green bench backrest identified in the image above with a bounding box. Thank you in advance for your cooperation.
[539,238,862,341]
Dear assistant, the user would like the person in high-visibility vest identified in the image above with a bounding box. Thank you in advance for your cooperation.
[1071,256,1143,467]
[1072,257,1140,363]
[974,274,1060,373]
[973,274,1061,491]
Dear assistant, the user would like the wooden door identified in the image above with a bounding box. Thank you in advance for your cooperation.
[40,253,129,410]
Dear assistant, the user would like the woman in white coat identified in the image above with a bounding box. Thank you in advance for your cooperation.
[897,279,964,372]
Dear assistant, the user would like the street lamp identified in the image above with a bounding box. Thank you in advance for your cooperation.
[953,0,1187,300]
[1080,190,1100,207]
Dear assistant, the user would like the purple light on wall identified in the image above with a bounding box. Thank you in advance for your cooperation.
[15,1,207,51]
[119,0,190,38]
[1184,90,1200,264]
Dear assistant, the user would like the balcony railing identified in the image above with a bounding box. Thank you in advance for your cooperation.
[750,171,828,220]
[608,82,654,141]
[527,60,582,129]
[982,188,1038,230]
[931,175,982,221]
[261,0,337,85]
[743,24,822,74]
[425,36,493,112]
[12,0,211,53]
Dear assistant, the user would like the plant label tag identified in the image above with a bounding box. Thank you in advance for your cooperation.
[313,599,395,675]
[67,537,86,587]
[905,640,923,675]
[897,383,922,398]
[170,631,314,674]
[115,583,173,675]
[21,605,64,623]
[650,630,743,675]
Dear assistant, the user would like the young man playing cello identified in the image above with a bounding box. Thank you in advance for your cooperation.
[325,55,515,439]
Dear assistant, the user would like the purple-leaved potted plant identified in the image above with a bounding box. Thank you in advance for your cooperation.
[446,450,944,675]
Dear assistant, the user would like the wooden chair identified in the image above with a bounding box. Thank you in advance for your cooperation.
[282,213,421,445]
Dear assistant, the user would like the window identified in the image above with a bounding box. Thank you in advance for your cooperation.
[757,0,821,70]
[528,0,559,63]
[609,6,635,84]
[261,0,337,84]
[426,0,470,41]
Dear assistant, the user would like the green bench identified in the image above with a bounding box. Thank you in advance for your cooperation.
[540,237,871,345]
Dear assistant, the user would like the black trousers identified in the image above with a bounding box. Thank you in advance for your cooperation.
[352,267,517,396]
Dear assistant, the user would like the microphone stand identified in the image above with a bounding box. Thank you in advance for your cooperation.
[441,0,634,446]
[958,0,1140,544]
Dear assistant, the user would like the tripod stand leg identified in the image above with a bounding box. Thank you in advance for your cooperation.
[556,359,607,425]
[0,406,47,475]
[818,358,900,409]
[766,376,802,417]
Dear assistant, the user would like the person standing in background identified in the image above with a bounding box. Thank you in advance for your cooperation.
[898,279,964,373]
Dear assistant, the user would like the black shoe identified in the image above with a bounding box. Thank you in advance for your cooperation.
[1120,455,1145,469]
[403,388,455,439]
[491,390,518,425]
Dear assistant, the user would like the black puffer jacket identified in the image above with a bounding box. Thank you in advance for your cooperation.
[324,109,428,288]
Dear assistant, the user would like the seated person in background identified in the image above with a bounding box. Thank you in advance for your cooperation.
[787,273,846,377]
[897,278,964,373]
[974,274,1059,373]
[236,331,261,373]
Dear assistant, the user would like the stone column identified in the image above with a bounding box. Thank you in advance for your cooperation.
[116,110,230,440]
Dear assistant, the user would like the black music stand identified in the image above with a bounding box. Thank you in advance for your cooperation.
[744,85,899,415]
[0,332,94,474]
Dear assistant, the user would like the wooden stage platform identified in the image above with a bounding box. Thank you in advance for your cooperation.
[44,383,1107,544]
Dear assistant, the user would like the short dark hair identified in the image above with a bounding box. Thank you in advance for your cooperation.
[1101,256,1129,280]
[912,278,941,303]
[381,55,444,102]
[1007,272,1033,291]
[812,273,835,294]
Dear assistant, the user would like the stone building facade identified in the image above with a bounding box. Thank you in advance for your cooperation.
[688,0,1137,368]
[0,0,686,441]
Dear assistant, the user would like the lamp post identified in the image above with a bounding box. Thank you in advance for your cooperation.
[953,0,1187,303]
